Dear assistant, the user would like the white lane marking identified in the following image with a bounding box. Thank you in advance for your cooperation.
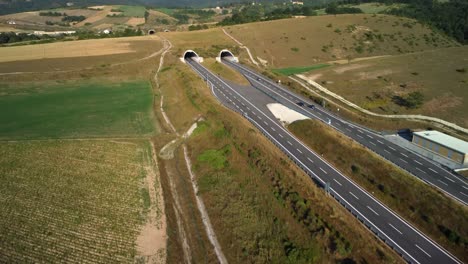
[370,142,376,146]
[367,206,379,216]
[384,149,391,154]
[399,158,408,163]
[415,244,432,258]
[357,135,364,139]
[336,123,341,126]
[388,146,396,151]
[358,130,363,133]
[349,192,359,200]
[307,157,314,163]
[271,127,276,131]
[414,160,423,165]
[319,167,327,174]
[279,134,283,138]
[287,141,292,146]
[377,140,384,144]
[346,128,352,132]
[438,180,448,186]
[264,121,268,125]
[401,153,408,158]
[247,107,250,110]
[388,223,403,235]
[463,186,468,190]
[258,116,262,120]
[428,168,438,174]
[297,149,303,154]
[333,178,342,186]
[416,167,426,174]
[444,176,455,183]
[367,134,373,139]
[460,192,468,197]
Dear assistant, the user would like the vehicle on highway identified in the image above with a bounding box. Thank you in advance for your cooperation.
[308,104,315,109]
[297,102,305,106]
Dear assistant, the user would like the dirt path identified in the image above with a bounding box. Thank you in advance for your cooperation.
[291,75,468,134]
[222,28,259,67]
[183,144,228,264]
[136,141,167,263]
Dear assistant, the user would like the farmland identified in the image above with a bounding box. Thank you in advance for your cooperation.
[0,79,156,140]
[0,139,165,262]
[225,14,458,67]
[302,46,468,127]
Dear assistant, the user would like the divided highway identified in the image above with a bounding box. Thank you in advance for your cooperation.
[222,58,468,206]
[185,57,461,264]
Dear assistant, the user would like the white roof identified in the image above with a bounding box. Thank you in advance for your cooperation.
[414,130,468,154]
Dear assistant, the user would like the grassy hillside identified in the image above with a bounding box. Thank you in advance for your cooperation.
[225,14,458,68]
[302,46,468,128]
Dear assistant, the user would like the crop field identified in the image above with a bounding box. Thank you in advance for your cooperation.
[0,36,163,73]
[304,46,468,127]
[0,139,163,262]
[117,5,147,17]
[225,14,458,67]
[0,79,156,140]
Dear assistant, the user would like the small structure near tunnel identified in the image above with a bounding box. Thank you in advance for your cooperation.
[216,49,239,63]
[181,50,204,63]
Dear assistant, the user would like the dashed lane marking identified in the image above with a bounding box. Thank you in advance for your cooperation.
[388,223,403,235]
[367,206,379,216]
[438,180,448,186]
[333,178,342,186]
[319,167,327,174]
[415,244,431,258]
[349,192,359,200]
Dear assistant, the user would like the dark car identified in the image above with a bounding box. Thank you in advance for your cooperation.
[308,104,315,109]
[297,102,305,106]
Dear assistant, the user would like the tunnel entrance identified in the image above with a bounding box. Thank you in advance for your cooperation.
[181,50,203,63]
[217,49,239,63]
[148,29,155,35]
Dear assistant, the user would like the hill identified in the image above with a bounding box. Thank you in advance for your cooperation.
[224,14,459,68]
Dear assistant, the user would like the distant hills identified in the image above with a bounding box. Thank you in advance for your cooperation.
[0,0,337,15]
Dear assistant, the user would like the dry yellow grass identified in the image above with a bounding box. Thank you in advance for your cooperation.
[126,17,145,26]
[0,36,158,63]
[226,14,458,67]
[74,6,113,27]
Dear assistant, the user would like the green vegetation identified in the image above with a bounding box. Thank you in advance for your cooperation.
[197,145,230,170]
[39,11,65,16]
[62,15,86,22]
[117,5,147,17]
[0,140,154,262]
[272,64,330,76]
[0,80,155,139]
[289,119,468,261]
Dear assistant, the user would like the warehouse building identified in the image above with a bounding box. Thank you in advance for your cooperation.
[412,131,468,165]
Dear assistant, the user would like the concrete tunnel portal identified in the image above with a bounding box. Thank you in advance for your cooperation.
[182,50,203,63]
[217,49,239,63]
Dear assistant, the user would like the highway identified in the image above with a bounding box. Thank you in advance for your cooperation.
[185,57,462,264]
[222,58,468,206]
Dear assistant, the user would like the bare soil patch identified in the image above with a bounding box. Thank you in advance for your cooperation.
[126,17,145,26]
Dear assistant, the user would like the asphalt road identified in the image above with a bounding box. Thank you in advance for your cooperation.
[222,58,468,206]
[185,57,462,264]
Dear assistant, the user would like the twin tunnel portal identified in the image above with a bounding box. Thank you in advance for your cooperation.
[182,49,238,63]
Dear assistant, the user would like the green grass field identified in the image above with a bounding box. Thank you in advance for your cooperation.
[0,140,155,262]
[272,64,330,76]
[0,80,156,139]
[117,5,147,17]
